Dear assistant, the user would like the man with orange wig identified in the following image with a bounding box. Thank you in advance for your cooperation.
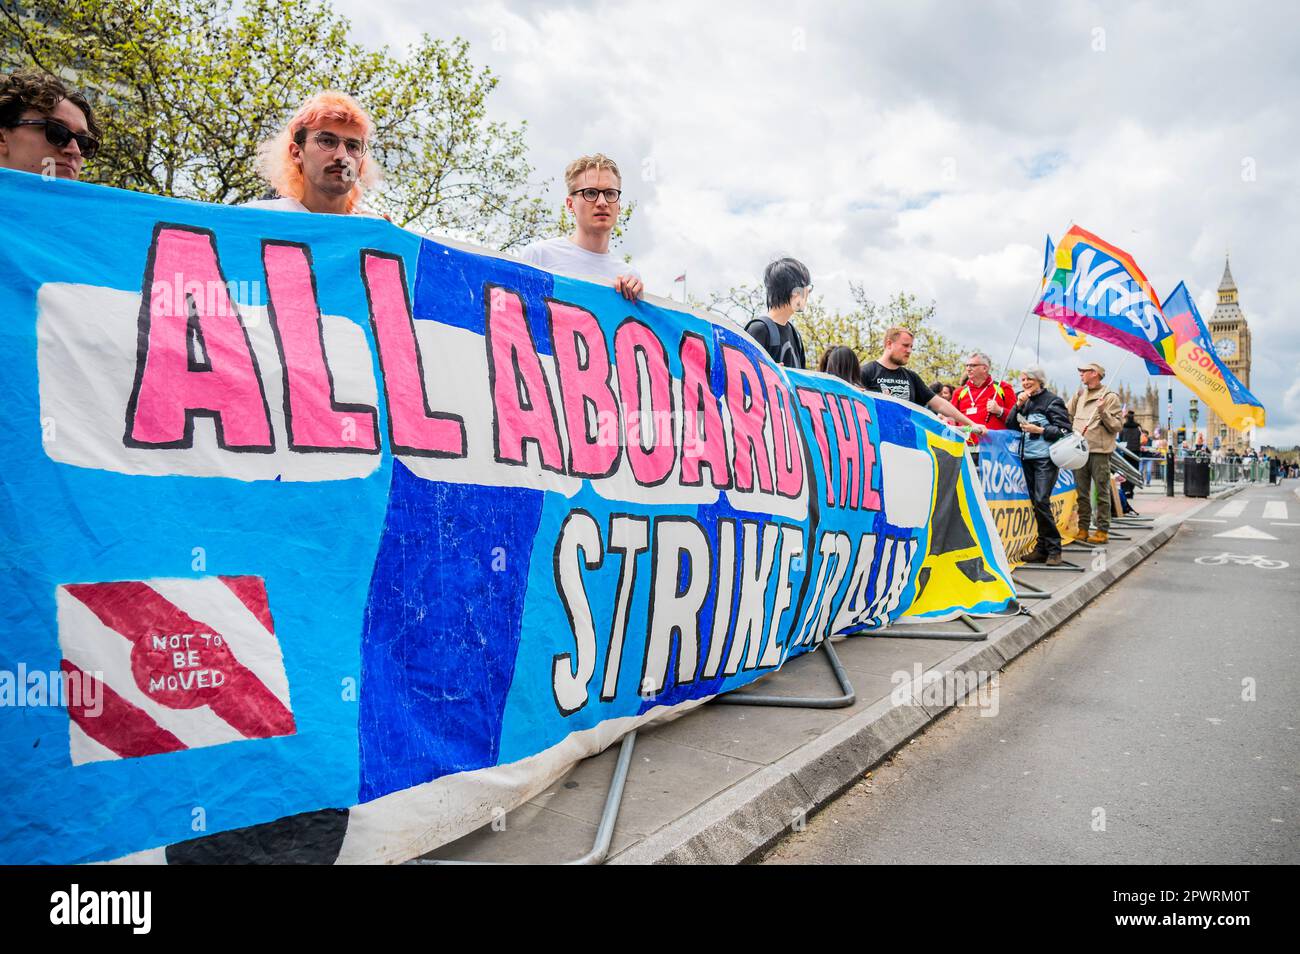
[246,90,380,215]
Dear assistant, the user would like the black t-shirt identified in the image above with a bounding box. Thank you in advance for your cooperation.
[745,316,806,370]
[861,360,935,407]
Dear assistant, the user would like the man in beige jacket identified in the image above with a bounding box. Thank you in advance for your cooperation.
[1067,362,1123,544]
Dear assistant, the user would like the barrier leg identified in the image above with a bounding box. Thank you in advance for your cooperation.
[714,639,855,708]
[871,612,1005,641]
[1016,559,1087,572]
[1111,518,1152,529]
[1011,575,1053,600]
[567,730,638,865]
[414,730,638,866]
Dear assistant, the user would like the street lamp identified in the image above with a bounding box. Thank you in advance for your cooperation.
[1189,397,1199,449]
[1165,385,1175,496]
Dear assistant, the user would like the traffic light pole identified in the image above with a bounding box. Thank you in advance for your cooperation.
[1165,384,1175,497]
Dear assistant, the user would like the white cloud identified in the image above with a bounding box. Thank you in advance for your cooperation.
[335,0,1300,445]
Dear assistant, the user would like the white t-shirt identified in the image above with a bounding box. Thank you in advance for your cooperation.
[242,196,382,218]
[243,197,311,213]
[517,236,639,284]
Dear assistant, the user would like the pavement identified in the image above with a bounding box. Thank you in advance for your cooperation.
[420,480,1259,864]
[763,480,1300,864]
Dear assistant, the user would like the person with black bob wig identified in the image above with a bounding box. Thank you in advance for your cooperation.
[746,257,811,370]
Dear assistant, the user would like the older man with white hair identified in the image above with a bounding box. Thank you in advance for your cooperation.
[952,351,1016,465]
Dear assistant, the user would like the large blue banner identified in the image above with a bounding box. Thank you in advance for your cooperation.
[0,169,1014,863]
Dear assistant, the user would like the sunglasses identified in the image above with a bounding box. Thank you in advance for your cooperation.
[10,119,100,159]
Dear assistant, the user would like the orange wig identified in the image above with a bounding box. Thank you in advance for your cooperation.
[256,91,380,212]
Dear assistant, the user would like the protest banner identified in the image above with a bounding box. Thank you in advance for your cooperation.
[0,170,1014,863]
[1161,282,1265,431]
[977,431,1080,565]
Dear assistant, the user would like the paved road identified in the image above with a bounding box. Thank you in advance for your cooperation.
[765,482,1300,864]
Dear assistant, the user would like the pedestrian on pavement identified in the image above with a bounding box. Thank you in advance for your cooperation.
[1119,411,1142,458]
[1067,362,1123,545]
[1006,367,1072,565]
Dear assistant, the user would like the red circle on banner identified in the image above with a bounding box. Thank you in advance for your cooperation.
[131,631,235,709]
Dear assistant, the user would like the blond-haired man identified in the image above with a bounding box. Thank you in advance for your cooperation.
[861,327,987,434]
[519,153,643,300]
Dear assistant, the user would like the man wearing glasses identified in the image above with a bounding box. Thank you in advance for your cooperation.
[246,91,380,216]
[0,69,100,181]
[952,350,1016,464]
[519,153,643,301]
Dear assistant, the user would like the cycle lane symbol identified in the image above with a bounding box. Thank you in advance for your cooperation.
[1194,552,1289,570]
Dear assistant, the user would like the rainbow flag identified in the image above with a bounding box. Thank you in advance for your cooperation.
[1161,282,1265,430]
[1034,226,1176,375]
[1039,236,1090,350]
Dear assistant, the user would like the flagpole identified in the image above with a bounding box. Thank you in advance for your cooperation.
[1000,221,1072,382]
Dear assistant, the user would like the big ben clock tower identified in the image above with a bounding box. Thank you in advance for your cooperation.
[1204,256,1253,452]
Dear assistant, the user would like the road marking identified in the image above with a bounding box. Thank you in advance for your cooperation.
[1263,501,1289,520]
[1213,525,1277,540]
[1195,552,1290,569]
[1215,499,1248,518]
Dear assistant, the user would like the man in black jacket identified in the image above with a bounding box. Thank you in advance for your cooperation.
[1006,366,1073,565]
[1118,410,1142,456]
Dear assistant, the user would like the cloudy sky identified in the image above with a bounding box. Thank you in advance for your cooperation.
[336,0,1299,446]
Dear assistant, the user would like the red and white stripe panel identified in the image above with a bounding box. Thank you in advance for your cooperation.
[56,576,295,765]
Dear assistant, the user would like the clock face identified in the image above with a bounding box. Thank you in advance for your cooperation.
[1214,337,1237,359]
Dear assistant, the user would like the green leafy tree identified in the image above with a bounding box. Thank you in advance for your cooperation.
[2,0,556,249]
[698,280,968,384]
[695,282,764,326]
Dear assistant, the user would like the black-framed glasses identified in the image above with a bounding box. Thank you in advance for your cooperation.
[298,130,368,159]
[569,187,622,203]
[9,119,99,159]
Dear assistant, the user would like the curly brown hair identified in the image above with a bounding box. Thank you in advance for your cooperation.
[0,68,100,140]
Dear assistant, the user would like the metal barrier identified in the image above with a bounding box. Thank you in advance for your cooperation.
[425,634,858,863]
[1113,446,1144,486]
[1144,457,1270,488]
[416,728,639,866]
[715,640,856,708]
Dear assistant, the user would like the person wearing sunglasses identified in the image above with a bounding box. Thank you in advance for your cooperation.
[0,68,100,181]
[246,90,380,216]
[519,153,643,301]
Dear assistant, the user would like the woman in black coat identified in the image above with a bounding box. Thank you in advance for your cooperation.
[1005,366,1073,564]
